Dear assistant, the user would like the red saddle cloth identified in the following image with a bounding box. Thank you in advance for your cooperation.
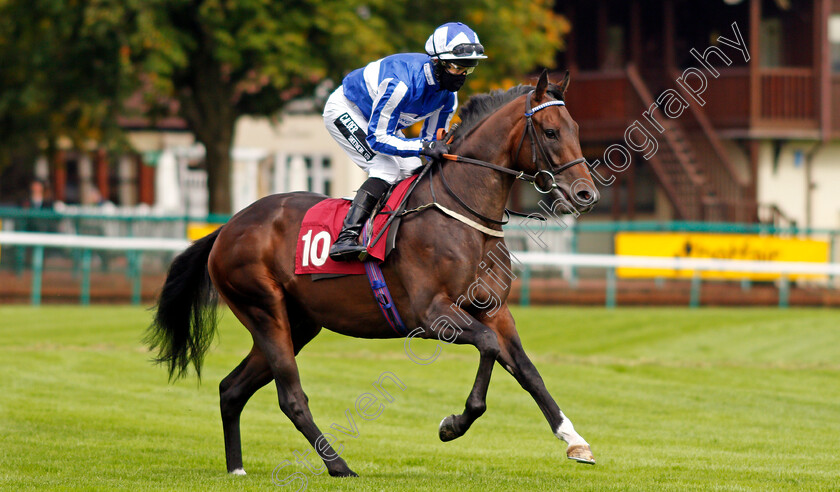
[294,175,418,275]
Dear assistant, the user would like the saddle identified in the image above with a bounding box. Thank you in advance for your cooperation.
[295,128,456,279]
[294,175,418,278]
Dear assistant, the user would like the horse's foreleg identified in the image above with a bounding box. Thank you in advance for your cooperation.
[489,305,595,464]
[438,353,494,441]
[219,347,273,475]
[415,295,501,442]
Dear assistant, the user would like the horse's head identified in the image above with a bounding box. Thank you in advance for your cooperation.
[512,70,600,214]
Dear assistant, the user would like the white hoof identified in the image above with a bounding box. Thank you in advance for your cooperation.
[230,468,247,476]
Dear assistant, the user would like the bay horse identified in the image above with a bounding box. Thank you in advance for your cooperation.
[146,70,600,477]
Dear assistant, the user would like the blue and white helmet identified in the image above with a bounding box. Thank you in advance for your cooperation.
[425,22,487,67]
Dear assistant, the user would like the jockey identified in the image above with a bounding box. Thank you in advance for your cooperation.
[323,22,488,262]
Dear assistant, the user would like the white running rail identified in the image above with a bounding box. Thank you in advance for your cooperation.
[2,232,838,307]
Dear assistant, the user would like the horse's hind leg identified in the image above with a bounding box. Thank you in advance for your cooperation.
[489,304,595,464]
[220,310,323,475]
[233,299,357,477]
[220,347,272,475]
[220,298,334,474]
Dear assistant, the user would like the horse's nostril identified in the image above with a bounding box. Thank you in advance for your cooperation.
[576,190,593,203]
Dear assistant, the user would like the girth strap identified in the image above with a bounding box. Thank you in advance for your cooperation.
[361,220,408,336]
[364,260,408,336]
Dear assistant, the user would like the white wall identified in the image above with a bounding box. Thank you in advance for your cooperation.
[124,114,369,214]
[756,140,840,229]
[127,131,195,153]
[234,115,366,198]
[809,145,840,229]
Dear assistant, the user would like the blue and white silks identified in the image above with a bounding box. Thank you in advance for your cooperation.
[341,53,457,157]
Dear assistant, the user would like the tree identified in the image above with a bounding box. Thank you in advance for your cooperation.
[0,0,149,197]
[137,0,568,213]
[1,0,568,213]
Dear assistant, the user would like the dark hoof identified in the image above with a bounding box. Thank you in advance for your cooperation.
[329,469,359,477]
[439,415,460,442]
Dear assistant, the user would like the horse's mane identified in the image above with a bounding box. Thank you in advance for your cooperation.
[409,82,565,176]
[449,83,566,142]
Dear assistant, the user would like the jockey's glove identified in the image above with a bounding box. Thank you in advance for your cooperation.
[420,140,450,160]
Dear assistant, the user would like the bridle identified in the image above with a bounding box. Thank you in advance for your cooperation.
[368,91,588,246]
[437,90,587,225]
[515,91,586,193]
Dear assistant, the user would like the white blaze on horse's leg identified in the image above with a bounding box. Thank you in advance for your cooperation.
[230,468,246,476]
[554,412,588,446]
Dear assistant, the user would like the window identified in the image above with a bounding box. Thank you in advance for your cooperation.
[273,154,333,196]
[830,15,840,71]
[760,18,782,68]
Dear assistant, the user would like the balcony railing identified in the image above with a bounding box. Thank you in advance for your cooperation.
[759,68,816,123]
[563,70,630,140]
[569,66,820,134]
[704,68,751,129]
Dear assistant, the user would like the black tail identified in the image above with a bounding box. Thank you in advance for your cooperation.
[145,228,222,381]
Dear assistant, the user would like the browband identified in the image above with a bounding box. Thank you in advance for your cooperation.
[525,100,566,117]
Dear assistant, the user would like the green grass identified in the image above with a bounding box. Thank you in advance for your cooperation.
[1,306,839,491]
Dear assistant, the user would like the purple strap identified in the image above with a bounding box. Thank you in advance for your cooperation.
[364,260,408,336]
[361,221,407,336]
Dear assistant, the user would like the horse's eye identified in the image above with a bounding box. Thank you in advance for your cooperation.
[544,129,558,139]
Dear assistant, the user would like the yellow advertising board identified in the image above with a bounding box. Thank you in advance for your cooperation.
[187,223,223,242]
[615,232,829,280]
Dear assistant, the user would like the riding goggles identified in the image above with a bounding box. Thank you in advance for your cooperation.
[450,43,485,57]
[436,43,486,67]
[439,60,477,75]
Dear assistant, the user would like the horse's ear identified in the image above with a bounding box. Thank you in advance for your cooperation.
[534,69,549,102]
[558,70,571,99]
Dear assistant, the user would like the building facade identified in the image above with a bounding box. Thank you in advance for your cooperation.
[552,0,840,229]
[28,0,840,229]
[30,113,365,216]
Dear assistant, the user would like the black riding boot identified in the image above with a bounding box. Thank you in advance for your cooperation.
[329,177,390,262]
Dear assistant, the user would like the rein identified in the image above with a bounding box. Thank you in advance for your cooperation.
[369,91,588,244]
[436,91,586,227]
[440,154,585,192]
